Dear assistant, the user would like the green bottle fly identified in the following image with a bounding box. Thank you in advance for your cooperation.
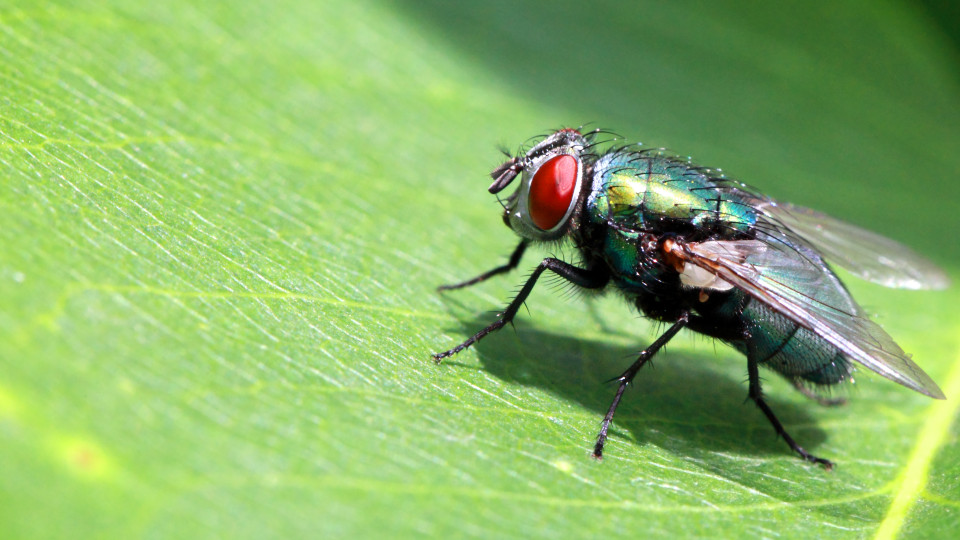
[435,128,948,469]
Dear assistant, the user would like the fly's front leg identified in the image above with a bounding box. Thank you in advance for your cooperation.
[438,240,529,291]
[433,258,609,361]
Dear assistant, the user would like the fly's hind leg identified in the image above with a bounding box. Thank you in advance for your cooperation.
[749,357,834,469]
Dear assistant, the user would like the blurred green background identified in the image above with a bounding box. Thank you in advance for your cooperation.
[1,0,959,538]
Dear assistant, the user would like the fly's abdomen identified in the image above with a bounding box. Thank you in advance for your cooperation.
[737,300,853,386]
[719,239,862,387]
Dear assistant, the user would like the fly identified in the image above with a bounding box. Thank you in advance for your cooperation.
[433,128,948,469]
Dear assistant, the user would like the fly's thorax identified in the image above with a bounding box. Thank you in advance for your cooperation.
[580,150,764,300]
[495,129,590,242]
[586,150,757,238]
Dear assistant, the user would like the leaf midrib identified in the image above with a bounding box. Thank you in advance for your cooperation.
[874,338,960,539]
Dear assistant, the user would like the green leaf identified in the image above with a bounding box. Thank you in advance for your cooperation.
[1,0,959,538]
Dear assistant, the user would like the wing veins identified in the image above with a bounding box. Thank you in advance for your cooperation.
[679,240,945,399]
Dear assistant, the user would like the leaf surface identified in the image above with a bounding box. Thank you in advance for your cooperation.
[1,1,959,538]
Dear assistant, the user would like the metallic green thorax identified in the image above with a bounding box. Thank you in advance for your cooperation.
[583,149,757,291]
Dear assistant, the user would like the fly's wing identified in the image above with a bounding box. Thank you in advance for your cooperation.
[756,201,949,290]
[681,239,946,399]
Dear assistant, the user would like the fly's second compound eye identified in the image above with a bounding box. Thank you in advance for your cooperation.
[527,154,579,231]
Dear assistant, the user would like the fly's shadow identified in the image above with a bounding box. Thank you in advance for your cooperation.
[441,314,829,463]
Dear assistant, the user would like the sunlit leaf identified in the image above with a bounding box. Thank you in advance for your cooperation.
[1,0,959,538]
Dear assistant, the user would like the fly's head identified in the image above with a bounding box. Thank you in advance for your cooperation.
[491,128,590,242]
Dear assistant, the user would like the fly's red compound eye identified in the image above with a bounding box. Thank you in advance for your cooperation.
[527,154,579,230]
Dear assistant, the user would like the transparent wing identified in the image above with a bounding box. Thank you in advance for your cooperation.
[756,201,949,290]
[678,238,945,399]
